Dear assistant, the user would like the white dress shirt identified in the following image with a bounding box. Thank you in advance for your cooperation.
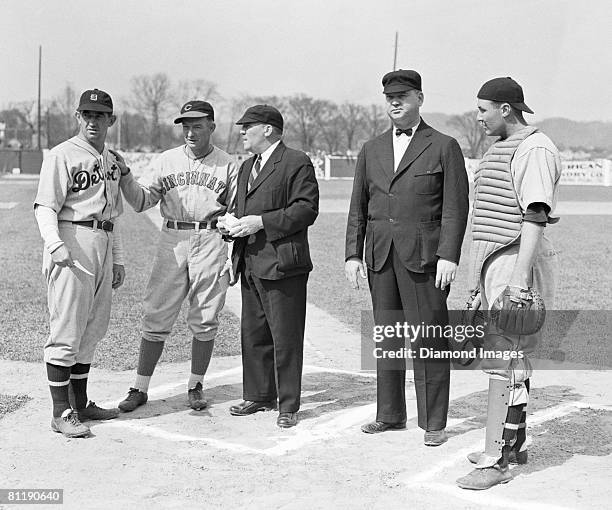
[258,140,281,169]
[392,119,421,172]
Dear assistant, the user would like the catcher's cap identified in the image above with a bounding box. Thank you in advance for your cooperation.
[174,100,215,124]
[235,104,284,131]
[382,69,422,94]
[78,88,113,113]
[477,77,534,114]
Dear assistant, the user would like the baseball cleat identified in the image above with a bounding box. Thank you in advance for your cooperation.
[78,401,119,421]
[51,409,90,438]
[118,388,148,412]
[187,382,208,410]
[456,465,513,490]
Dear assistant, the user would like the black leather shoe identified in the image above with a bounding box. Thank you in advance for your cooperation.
[229,400,277,416]
[361,420,406,434]
[277,412,298,428]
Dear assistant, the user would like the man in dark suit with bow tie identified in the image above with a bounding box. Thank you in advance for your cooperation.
[345,70,469,445]
[218,105,319,429]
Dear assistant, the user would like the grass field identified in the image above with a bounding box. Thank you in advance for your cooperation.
[1,176,611,372]
[0,179,240,371]
[0,393,31,419]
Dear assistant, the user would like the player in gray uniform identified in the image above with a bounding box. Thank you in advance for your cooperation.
[114,100,237,412]
[34,88,125,438]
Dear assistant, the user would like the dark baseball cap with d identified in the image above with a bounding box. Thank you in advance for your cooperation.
[235,105,284,131]
[78,88,113,113]
[477,77,534,114]
[382,69,422,93]
[174,100,215,124]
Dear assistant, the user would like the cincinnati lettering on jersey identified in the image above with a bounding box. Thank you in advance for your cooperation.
[72,163,118,192]
[160,171,227,195]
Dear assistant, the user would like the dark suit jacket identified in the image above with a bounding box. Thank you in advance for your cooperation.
[232,142,319,280]
[345,119,469,273]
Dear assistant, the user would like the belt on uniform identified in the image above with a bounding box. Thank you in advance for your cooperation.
[70,219,114,232]
[166,219,218,230]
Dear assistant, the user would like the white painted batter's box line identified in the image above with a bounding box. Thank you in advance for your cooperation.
[402,400,611,487]
[0,202,18,209]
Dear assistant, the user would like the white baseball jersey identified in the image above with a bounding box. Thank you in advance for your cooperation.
[35,136,123,221]
[120,145,237,220]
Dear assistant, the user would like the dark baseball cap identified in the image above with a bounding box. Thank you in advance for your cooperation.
[235,104,284,131]
[382,69,422,93]
[77,88,113,113]
[174,100,215,124]
[477,77,534,114]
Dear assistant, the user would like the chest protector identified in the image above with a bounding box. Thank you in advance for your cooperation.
[469,126,538,291]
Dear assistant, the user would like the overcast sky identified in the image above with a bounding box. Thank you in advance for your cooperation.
[1,0,610,122]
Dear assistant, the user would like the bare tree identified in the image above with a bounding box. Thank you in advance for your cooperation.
[339,102,366,151]
[174,79,218,108]
[285,94,324,152]
[363,104,389,138]
[314,100,343,154]
[447,111,490,158]
[47,83,78,146]
[130,73,173,150]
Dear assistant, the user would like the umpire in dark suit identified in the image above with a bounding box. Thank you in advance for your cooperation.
[218,105,319,429]
[345,70,469,445]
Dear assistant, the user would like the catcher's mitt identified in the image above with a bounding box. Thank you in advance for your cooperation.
[490,286,545,336]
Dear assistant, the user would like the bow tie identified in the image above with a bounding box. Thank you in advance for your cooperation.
[395,127,413,137]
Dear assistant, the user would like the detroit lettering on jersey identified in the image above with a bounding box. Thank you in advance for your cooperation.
[72,162,119,192]
[160,170,226,195]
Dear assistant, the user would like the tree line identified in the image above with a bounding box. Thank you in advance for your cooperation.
[0,73,490,158]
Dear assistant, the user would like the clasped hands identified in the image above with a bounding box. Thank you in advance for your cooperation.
[217,213,263,238]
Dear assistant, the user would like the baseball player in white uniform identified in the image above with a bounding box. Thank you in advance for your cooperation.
[114,100,237,412]
[34,88,125,438]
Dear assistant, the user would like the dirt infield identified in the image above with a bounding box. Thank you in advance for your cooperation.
[1,356,611,509]
[1,175,612,509]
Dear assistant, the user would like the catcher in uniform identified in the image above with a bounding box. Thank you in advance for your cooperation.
[34,88,125,438]
[456,77,562,489]
[114,100,237,412]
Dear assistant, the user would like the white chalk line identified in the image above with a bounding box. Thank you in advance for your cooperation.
[0,201,18,209]
[403,400,607,486]
[401,400,612,510]
[95,395,377,457]
[99,420,263,455]
[95,364,382,456]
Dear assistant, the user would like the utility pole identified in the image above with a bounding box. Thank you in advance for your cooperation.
[393,31,398,71]
[37,45,42,149]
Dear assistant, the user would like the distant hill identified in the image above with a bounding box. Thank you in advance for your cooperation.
[422,112,612,157]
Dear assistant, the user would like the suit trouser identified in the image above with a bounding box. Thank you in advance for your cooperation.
[240,269,308,413]
[368,245,450,430]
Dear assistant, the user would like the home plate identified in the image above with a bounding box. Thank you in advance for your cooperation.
[96,369,380,455]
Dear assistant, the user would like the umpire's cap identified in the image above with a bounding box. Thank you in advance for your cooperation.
[477,77,534,114]
[382,70,422,93]
[235,105,284,131]
[78,89,113,113]
[174,100,215,124]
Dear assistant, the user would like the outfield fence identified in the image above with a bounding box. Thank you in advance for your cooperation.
[8,151,612,187]
[323,155,612,186]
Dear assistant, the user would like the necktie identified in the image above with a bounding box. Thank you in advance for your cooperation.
[248,155,262,191]
[395,127,413,137]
